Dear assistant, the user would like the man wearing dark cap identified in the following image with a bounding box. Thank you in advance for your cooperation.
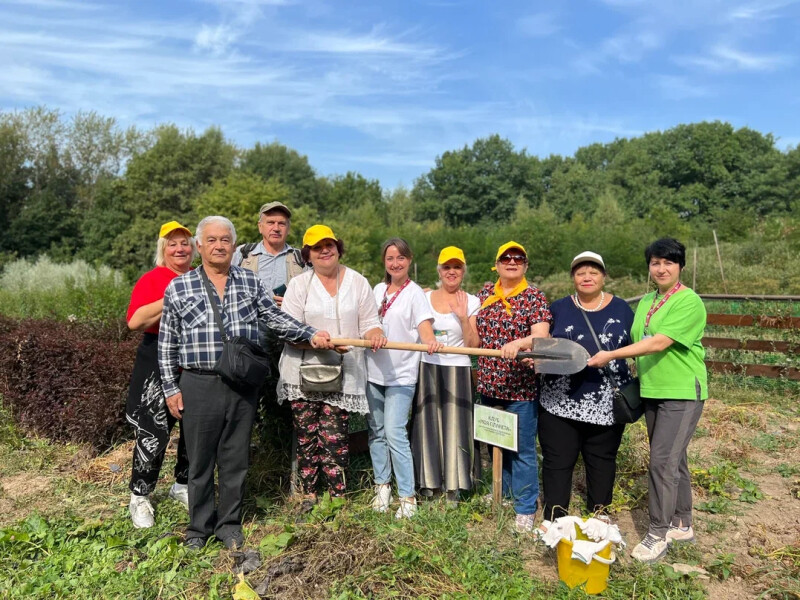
[232,202,308,437]
[233,201,306,305]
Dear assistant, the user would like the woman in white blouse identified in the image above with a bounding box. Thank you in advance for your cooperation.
[278,225,386,506]
[411,247,480,504]
[366,237,442,519]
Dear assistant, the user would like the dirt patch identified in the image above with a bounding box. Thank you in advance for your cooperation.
[1,473,52,500]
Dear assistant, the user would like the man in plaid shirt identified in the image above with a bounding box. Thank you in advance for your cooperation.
[159,215,333,550]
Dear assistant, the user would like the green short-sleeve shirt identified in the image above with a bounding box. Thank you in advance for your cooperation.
[631,288,708,401]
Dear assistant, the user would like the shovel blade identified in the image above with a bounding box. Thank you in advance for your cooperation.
[516,338,589,375]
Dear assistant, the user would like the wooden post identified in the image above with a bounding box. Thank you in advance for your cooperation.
[692,245,698,291]
[492,446,502,507]
[712,230,728,293]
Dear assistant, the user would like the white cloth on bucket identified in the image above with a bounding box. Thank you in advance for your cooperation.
[540,516,584,548]
[570,539,612,564]
[578,518,623,545]
[541,516,624,563]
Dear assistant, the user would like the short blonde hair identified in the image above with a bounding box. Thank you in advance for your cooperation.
[154,231,198,267]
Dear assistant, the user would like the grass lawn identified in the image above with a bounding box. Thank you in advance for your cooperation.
[1,375,799,599]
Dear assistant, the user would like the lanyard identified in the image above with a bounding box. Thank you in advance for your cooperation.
[645,281,682,331]
[379,279,411,321]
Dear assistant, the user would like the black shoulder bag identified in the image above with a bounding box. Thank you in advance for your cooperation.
[579,308,643,424]
[200,268,271,389]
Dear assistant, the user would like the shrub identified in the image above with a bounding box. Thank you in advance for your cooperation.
[0,316,138,450]
[0,256,131,325]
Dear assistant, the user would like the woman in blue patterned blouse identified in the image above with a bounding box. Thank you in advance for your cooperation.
[508,251,634,526]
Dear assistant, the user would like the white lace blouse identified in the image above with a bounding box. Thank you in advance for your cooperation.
[277,267,381,414]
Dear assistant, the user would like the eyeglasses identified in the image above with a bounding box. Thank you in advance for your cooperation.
[497,254,527,265]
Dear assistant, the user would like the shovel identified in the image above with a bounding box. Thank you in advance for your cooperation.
[329,337,589,375]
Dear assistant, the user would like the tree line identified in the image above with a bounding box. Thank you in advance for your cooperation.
[1,106,798,290]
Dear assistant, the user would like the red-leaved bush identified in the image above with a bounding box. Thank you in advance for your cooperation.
[0,315,138,450]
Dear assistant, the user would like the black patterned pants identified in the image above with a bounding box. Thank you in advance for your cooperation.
[291,400,349,497]
[126,334,189,496]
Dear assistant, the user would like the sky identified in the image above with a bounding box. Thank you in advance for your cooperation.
[1,0,799,188]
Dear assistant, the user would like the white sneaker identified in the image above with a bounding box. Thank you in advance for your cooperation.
[168,483,189,510]
[395,497,417,519]
[631,533,668,563]
[129,494,155,529]
[515,513,535,533]
[666,525,695,544]
[371,484,392,513]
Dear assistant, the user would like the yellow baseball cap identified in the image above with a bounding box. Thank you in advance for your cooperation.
[303,224,338,247]
[495,241,526,262]
[437,246,466,265]
[159,221,192,238]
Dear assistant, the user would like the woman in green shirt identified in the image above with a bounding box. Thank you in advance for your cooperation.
[588,238,706,564]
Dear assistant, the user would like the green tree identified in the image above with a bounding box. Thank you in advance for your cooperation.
[413,135,540,226]
[323,172,382,216]
[194,171,291,244]
[122,125,236,218]
[242,142,325,211]
[111,125,237,270]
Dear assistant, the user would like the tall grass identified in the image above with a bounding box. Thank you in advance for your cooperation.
[0,256,131,324]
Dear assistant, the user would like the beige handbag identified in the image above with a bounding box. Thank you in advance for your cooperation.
[299,270,343,394]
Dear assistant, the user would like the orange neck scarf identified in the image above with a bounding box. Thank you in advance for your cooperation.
[481,278,528,316]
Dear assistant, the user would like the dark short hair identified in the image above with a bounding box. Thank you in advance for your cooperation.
[645,238,686,269]
[301,239,345,263]
[381,237,413,284]
[570,261,606,277]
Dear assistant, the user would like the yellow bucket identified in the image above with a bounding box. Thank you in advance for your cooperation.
[556,524,615,595]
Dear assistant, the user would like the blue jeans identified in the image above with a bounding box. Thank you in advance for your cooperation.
[366,383,416,498]
[485,397,540,515]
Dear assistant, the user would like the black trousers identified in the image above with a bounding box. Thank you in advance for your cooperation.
[538,407,625,521]
[180,370,258,541]
[126,333,188,495]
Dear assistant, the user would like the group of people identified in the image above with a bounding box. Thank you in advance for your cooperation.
[124,200,707,565]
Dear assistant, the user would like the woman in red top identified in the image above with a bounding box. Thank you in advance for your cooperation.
[126,221,196,529]
[476,241,551,533]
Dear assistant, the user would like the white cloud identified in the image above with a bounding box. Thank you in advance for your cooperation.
[679,44,792,72]
[517,12,560,38]
[727,1,799,21]
[653,75,712,100]
[194,23,238,55]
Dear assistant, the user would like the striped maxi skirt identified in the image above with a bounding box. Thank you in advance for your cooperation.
[410,361,477,493]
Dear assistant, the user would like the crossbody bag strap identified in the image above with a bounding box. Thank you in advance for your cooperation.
[579,307,619,388]
[301,268,343,365]
[199,267,229,343]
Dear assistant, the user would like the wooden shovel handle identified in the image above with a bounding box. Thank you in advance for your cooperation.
[330,337,504,358]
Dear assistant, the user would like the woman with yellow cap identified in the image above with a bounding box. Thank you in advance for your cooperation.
[476,241,551,532]
[278,225,386,507]
[411,246,480,504]
[126,221,196,529]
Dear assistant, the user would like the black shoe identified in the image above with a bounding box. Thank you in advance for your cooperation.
[184,537,207,551]
[221,532,244,550]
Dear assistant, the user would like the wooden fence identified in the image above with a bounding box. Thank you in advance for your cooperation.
[703,311,799,381]
[626,294,799,381]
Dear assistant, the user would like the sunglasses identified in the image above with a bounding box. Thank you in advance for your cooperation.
[497,254,527,265]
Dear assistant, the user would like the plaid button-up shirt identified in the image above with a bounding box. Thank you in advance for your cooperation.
[158,265,317,398]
